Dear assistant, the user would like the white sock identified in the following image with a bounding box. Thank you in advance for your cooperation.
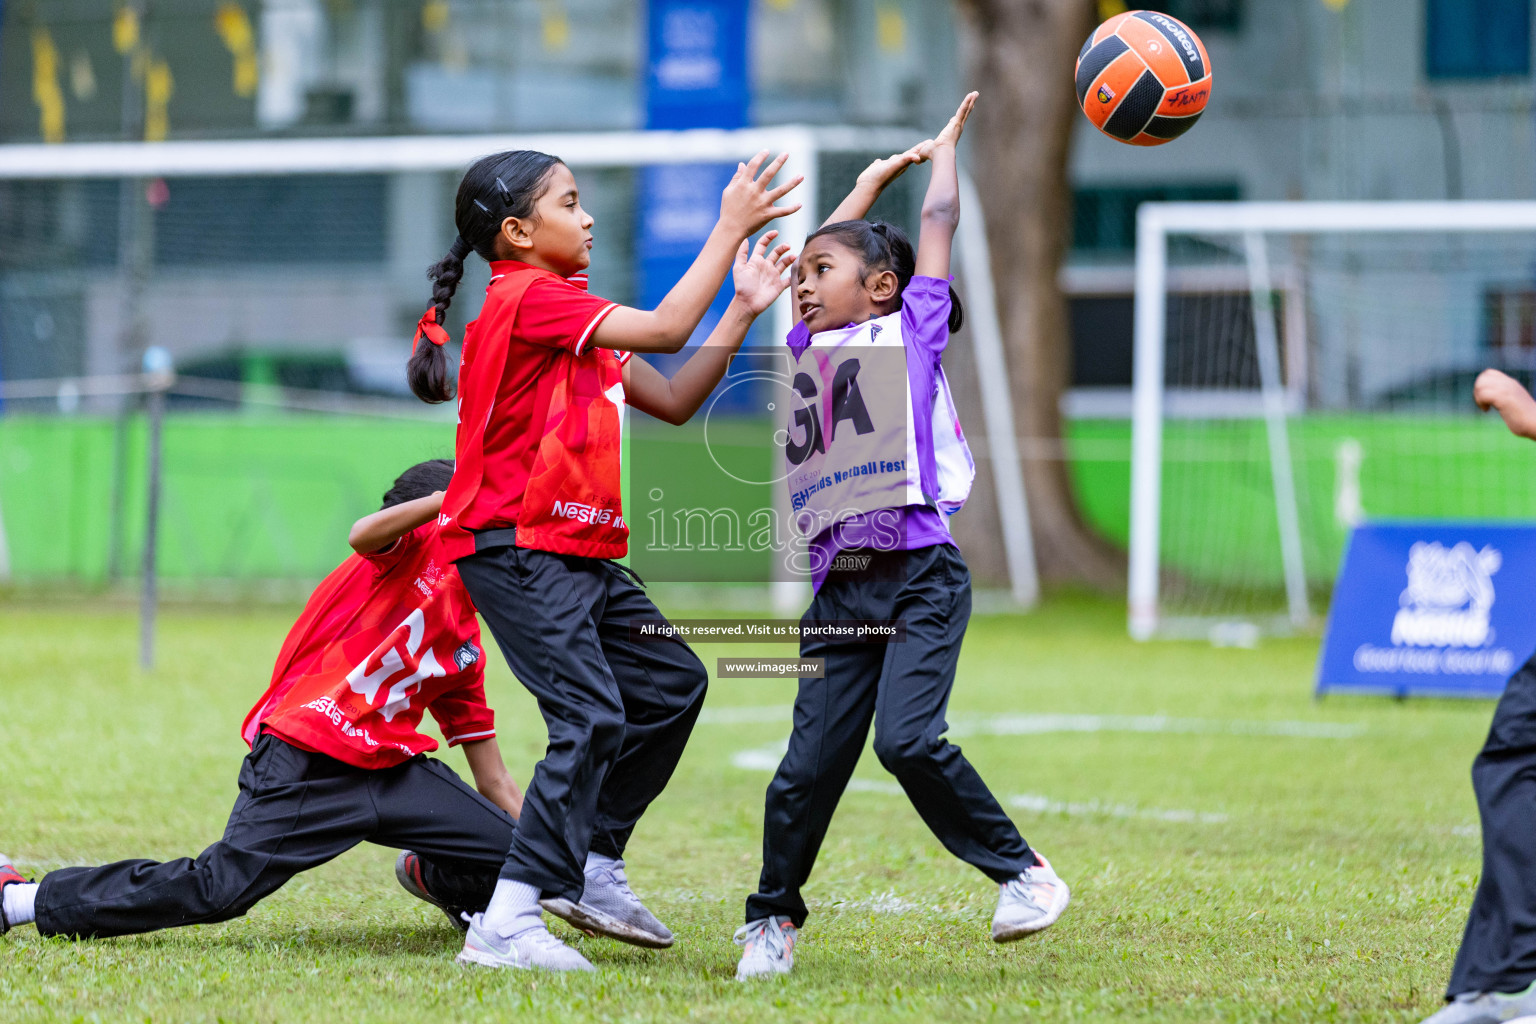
[585,851,620,875]
[3,882,37,927]
[480,878,542,939]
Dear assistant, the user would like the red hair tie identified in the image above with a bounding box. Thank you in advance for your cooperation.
[413,307,451,352]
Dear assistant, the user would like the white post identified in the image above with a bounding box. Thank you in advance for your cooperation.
[957,171,1039,608]
[770,127,817,615]
[1244,231,1310,627]
[1128,205,1168,640]
[0,489,11,584]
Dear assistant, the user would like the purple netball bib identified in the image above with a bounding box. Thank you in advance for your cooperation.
[782,312,974,538]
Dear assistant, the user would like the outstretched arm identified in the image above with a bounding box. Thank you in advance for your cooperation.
[593,153,802,355]
[1475,368,1536,440]
[348,491,444,554]
[913,92,977,280]
[624,232,796,425]
[461,737,524,820]
[820,146,927,227]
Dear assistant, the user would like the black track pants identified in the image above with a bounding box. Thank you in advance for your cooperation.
[745,544,1035,928]
[36,734,517,939]
[456,544,708,903]
[1449,653,1536,996]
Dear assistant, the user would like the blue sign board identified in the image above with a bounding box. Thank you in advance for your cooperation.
[645,0,750,130]
[1317,522,1536,698]
[639,0,756,410]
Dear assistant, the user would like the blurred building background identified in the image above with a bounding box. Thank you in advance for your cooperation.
[1,0,1534,589]
[2,0,1532,399]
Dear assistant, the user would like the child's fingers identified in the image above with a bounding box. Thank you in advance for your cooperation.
[765,175,804,202]
[766,201,803,219]
[752,231,778,259]
[736,237,751,262]
[742,150,772,180]
[951,92,978,133]
[755,152,791,186]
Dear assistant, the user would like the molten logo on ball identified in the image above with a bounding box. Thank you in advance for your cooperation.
[1074,9,1212,147]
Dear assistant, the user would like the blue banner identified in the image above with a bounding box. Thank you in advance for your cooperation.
[1317,522,1536,698]
[645,0,750,130]
[639,1,755,411]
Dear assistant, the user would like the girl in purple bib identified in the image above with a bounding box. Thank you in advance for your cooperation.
[734,94,1071,982]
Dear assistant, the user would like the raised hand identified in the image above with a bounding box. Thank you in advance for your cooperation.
[732,230,796,316]
[855,145,925,192]
[720,151,804,237]
[916,91,979,159]
[1475,368,1527,412]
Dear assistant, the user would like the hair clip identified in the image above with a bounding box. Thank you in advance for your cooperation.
[494,177,514,205]
[472,199,491,215]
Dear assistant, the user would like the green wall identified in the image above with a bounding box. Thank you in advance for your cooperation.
[4,413,1533,594]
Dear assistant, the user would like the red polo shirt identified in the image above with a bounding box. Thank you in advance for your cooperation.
[241,524,493,769]
[440,261,633,560]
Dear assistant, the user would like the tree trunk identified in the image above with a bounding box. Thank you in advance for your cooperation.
[954,0,1125,589]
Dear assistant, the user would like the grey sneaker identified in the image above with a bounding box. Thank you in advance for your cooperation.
[456,913,595,972]
[734,915,797,980]
[1420,983,1536,1024]
[991,852,1070,942]
[394,851,471,934]
[541,859,674,949]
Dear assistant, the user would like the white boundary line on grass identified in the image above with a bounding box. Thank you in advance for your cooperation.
[699,706,1366,740]
[729,743,1230,824]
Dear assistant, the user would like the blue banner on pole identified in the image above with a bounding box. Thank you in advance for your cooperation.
[645,0,750,130]
[639,0,755,410]
[1317,522,1536,698]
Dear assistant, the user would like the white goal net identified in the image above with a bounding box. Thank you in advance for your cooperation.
[1129,202,1536,640]
[0,127,1034,605]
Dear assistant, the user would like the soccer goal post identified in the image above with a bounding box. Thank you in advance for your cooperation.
[1129,201,1536,641]
[0,127,1038,608]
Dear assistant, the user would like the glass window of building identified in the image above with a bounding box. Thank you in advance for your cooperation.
[1140,0,1242,31]
[1426,0,1531,80]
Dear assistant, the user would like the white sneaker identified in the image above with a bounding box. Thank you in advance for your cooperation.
[1420,982,1536,1023]
[734,915,797,980]
[457,913,595,972]
[541,859,674,949]
[991,852,1070,942]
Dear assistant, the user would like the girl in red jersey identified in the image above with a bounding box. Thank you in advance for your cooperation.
[0,461,526,941]
[407,150,800,972]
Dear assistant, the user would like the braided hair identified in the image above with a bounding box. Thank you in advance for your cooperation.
[803,219,965,334]
[407,150,565,403]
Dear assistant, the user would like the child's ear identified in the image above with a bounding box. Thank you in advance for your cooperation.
[500,216,535,255]
[866,269,900,304]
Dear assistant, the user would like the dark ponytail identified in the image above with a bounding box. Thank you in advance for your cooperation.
[806,219,966,334]
[407,149,564,404]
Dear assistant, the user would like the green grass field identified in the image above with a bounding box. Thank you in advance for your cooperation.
[0,592,1499,1022]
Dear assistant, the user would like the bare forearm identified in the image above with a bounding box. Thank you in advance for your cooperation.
[632,299,757,425]
[920,145,960,227]
[462,738,523,820]
[914,145,961,279]
[598,224,745,353]
[348,493,442,553]
[479,775,524,820]
[824,181,884,227]
[1501,400,1536,440]
[655,223,743,329]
